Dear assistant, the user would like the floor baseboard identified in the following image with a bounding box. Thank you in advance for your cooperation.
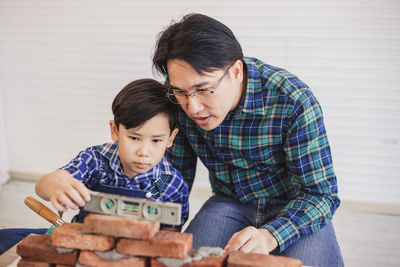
[7,174,400,216]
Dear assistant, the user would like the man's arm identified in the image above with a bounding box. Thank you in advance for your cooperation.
[263,90,340,252]
[226,89,340,253]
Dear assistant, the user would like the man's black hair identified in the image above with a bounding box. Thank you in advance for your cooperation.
[153,13,244,77]
[112,79,177,131]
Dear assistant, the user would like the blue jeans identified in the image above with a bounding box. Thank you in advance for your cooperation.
[0,228,47,255]
[185,194,344,267]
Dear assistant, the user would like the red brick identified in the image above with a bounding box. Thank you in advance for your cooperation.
[16,234,77,265]
[116,230,192,259]
[151,249,228,267]
[83,213,160,239]
[185,252,228,267]
[78,250,146,267]
[51,223,114,251]
[151,258,166,267]
[17,259,50,267]
[227,251,302,267]
[151,253,228,267]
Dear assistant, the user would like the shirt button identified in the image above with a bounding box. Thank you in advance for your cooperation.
[145,192,152,198]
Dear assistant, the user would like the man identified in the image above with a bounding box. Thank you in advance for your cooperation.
[153,13,344,266]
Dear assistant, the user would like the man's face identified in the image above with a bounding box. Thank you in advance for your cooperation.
[110,114,178,177]
[167,59,244,131]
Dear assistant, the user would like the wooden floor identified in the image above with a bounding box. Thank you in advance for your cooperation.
[1,180,399,267]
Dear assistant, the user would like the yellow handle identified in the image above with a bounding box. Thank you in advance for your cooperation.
[24,196,63,226]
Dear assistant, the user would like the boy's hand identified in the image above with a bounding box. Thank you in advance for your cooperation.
[50,178,91,212]
[36,169,91,212]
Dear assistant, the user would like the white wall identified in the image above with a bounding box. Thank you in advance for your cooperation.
[0,84,10,184]
[0,0,399,204]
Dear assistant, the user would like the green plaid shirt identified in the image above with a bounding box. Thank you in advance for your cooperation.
[166,57,340,251]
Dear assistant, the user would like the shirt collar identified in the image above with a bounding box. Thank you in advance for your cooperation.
[243,57,268,116]
[227,57,267,120]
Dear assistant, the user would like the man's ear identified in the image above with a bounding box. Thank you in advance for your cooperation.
[109,120,119,142]
[231,59,244,83]
[166,128,179,148]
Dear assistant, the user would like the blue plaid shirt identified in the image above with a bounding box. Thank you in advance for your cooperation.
[166,57,340,251]
[61,142,189,227]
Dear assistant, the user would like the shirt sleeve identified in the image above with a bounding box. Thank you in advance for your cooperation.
[60,147,100,188]
[165,127,198,192]
[263,90,340,252]
[160,169,190,230]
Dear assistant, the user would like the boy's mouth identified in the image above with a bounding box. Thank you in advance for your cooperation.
[133,162,150,169]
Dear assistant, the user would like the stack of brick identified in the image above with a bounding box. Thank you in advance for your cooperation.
[16,213,193,266]
[16,213,302,267]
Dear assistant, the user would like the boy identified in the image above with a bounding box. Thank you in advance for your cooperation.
[35,78,189,228]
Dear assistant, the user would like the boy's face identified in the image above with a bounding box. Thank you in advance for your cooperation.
[109,113,178,177]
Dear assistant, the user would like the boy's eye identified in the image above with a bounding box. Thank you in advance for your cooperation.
[130,136,139,141]
[153,139,162,143]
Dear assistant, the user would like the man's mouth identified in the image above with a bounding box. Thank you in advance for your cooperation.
[193,115,210,125]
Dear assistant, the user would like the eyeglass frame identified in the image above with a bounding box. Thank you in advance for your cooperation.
[165,63,233,104]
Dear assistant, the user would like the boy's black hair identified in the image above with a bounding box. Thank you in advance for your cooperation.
[112,79,177,131]
[152,13,244,77]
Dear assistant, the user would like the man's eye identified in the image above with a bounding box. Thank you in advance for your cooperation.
[173,90,186,96]
[197,88,211,93]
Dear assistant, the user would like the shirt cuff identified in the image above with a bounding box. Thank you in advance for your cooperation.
[262,217,301,252]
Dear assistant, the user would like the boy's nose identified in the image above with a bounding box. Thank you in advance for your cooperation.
[136,143,150,157]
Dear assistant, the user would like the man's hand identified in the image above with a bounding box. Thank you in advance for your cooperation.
[224,226,278,254]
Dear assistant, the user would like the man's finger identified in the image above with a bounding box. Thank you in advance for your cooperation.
[238,237,259,254]
[225,228,252,252]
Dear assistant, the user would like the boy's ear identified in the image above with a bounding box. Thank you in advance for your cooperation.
[109,120,119,142]
[166,128,179,148]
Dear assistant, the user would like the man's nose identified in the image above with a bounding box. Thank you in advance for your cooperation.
[186,95,204,115]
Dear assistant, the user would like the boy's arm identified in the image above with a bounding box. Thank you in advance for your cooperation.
[35,169,91,212]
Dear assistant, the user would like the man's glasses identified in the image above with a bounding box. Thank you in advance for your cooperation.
[166,64,232,104]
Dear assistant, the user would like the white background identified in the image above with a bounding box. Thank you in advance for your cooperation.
[0,0,399,204]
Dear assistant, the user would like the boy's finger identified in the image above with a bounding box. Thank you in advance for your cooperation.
[65,188,86,207]
[72,180,91,202]
[51,198,67,212]
[57,194,79,210]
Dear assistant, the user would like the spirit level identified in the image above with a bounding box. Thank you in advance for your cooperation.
[84,191,182,225]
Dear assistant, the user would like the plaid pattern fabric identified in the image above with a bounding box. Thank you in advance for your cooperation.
[165,57,340,251]
[61,142,189,227]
